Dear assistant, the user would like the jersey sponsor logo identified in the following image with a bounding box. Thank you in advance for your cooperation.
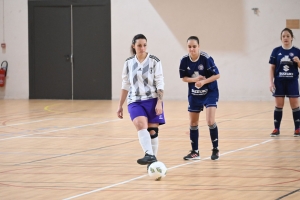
[198,64,204,70]
[191,89,208,95]
[283,65,289,72]
[279,72,293,77]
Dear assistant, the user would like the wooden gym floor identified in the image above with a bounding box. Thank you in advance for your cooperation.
[0,100,299,200]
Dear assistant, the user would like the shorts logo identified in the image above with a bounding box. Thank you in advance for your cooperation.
[198,64,204,70]
[283,65,289,72]
[159,115,163,119]
[289,53,294,57]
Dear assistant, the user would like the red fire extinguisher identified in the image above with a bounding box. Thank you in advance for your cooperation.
[0,61,8,87]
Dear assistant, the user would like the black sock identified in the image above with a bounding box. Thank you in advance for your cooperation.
[292,107,300,130]
[209,123,218,148]
[274,107,283,130]
[190,126,199,151]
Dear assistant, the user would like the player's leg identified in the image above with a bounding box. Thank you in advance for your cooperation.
[271,97,284,136]
[143,98,166,157]
[271,79,285,137]
[287,79,300,137]
[206,106,219,160]
[128,102,156,165]
[183,106,201,160]
[147,124,159,156]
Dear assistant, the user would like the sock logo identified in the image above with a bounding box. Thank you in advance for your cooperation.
[213,138,218,142]
[274,119,278,122]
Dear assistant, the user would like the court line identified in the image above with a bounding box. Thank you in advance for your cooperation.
[0,119,121,141]
[0,119,54,128]
[62,139,273,200]
[276,188,300,200]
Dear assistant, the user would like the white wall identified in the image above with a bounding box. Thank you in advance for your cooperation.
[0,0,300,100]
[0,0,28,99]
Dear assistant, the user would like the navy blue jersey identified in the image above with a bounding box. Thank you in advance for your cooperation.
[269,46,300,80]
[179,51,219,98]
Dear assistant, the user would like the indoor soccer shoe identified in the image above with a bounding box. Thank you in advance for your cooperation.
[183,150,200,160]
[211,148,219,160]
[137,153,157,165]
[270,129,280,137]
[294,129,300,137]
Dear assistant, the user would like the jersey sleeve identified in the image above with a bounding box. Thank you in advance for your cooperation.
[154,60,165,90]
[269,48,277,65]
[179,57,188,78]
[206,57,219,76]
[121,61,130,91]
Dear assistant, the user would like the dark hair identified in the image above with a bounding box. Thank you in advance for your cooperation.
[131,34,147,55]
[187,36,199,44]
[281,28,294,39]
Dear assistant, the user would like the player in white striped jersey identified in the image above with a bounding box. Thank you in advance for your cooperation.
[117,34,165,167]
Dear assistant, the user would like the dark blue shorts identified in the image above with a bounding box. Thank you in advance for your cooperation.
[128,98,165,125]
[273,79,299,98]
[188,93,219,113]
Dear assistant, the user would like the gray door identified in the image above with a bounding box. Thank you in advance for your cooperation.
[73,5,111,99]
[29,0,111,99]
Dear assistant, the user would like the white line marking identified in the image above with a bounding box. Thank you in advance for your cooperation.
[0,119,54,128]
[62,139,273,200]
[0,119,121,141]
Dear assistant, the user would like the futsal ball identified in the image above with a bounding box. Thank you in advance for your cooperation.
[148,161,167,181]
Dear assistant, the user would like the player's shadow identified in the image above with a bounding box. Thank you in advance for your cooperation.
[149,0,246,52]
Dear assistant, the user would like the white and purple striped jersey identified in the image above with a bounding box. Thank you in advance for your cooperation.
[122,53,164,105]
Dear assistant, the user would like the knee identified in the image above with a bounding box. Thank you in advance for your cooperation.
[147,127,158,138]
[134,120,147,130]
[207,119,215,126]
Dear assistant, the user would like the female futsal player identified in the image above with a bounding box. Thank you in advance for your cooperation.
[269,28,300,137]
[117,34,165,166]
[179,36,220,160]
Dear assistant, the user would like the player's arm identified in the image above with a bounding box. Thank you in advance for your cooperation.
[155,60,164,115]
[195,74,220,88]
[117,62,130,119]
[182,76,206,83]
[269,64,275,93]
[117,89,128,119]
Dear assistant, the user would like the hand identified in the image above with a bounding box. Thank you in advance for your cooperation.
[195,80,205,89]
[293,56,300,65]
[269,83,275,93]
[116,107,123,119]
[155,101,163,115]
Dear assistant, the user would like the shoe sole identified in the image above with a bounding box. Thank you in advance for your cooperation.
[183,157,200,160]
[270,135,280,137]
[211,157,220,160]
[137,160,156,165]
[294,135,300,137]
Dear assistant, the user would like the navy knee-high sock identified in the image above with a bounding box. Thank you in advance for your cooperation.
[274,107,283,130]
[292,107,300,130]
[209,123,218,148]
[190,126,199,151]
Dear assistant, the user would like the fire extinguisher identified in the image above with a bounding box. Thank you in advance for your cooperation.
[0,61,8,87]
